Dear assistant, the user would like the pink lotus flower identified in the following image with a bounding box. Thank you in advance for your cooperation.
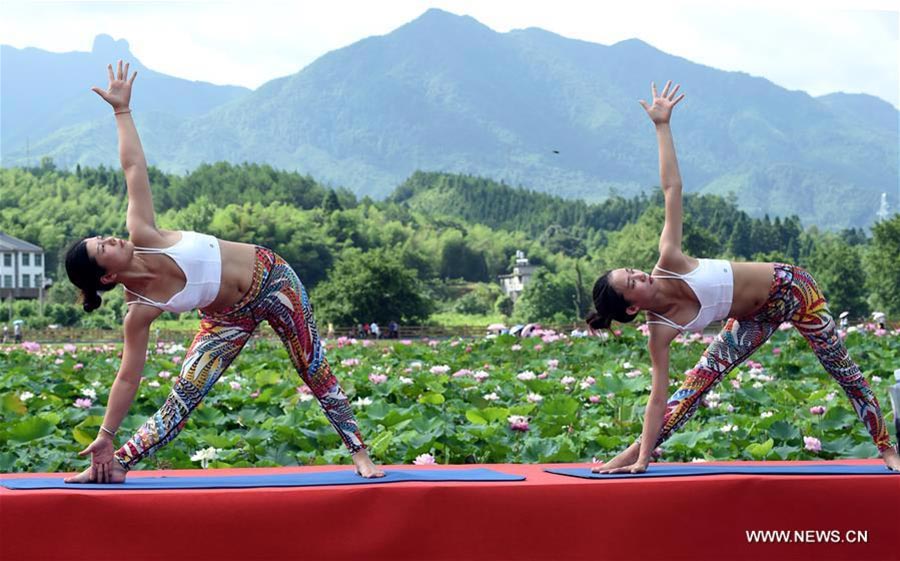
[63,343,77,354]
[546,359,559,370]
[809,405,826,415]
[368,373,388,384]
[229,381,241,391]
[803,436,822,452]
[341,358,361,367]
[74,398,92,408]
[172,356,182,365]
[21,341,41,353]
[250,391,260,398]
[400,339,412,345]
[533,344,543,352]
[589,395,602,404]
[54,359,63,365]
[510,344,522,351]
[772,347,781,356]
[452,369,473,378]
[508,415,530,432]
[526,393,543,403]
[430,365,450,375]
[158,371,172,379]
[413,453,436,465]
[73,363,84,370]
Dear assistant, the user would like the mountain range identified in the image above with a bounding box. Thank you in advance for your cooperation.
[1,9,896,229]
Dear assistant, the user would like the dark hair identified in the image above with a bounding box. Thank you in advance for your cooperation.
[585,270,638,330]
[65,238,116,312]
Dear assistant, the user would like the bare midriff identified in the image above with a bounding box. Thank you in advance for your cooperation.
[729,262,776,318]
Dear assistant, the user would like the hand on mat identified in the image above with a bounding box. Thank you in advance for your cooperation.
[92,59,137,111]
[639,80,685,125]
[882,448,900,472]
[64,435,121,484]
[352,449,385,478]
[591,442,641,473]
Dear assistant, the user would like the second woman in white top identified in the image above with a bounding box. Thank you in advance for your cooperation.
[586,81,898,473]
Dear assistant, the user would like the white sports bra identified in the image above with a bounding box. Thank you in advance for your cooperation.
[646,259,734,333]
[124,231,222,313]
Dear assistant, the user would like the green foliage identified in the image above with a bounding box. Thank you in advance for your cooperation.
[312,248,431,325]
[805,234,868,317]
[0,164,895,328]
[2,324,896,471]
[864,214,900,316]
[513,268,581,323]
[452,284,503,315]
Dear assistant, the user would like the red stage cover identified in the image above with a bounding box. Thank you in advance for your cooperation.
[2,460,898,561]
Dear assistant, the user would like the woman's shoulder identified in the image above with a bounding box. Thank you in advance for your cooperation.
[654,252,698,275]
[129,228,182,248]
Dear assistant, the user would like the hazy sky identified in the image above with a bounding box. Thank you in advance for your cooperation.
[2,0,898,107]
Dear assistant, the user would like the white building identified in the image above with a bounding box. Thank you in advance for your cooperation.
[0,232,47,299]
[498,250,536,301]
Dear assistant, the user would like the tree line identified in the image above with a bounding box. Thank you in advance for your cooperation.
[2,159,898,329]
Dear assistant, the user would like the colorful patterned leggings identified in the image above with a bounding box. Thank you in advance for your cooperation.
[653,264,893,454]
[115,248,365,470]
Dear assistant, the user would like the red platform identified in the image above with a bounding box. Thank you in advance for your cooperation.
[2,460,898,561]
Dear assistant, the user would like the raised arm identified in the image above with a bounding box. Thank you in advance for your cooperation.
[640,81,686,261]
[92,61,157,239]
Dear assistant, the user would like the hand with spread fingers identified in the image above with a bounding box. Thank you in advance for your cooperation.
[65,434,117,483]
[91,59,137,111]
[639,80,685,125]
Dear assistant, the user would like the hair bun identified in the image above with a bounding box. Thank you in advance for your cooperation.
[585,311,611,330]
[82,291,102,313]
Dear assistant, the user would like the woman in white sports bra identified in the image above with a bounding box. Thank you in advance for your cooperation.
[586,81,898,474]
[62,61,384,483]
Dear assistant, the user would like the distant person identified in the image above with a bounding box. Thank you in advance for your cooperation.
[370,322,380,339]
[13,322,22,343]
[388,320,399,339]
[587,81,898,474]
[62,61,383,484]
[326,322,335,339]
[2,324,7,343]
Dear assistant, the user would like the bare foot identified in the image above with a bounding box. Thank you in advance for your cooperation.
[352,449,385,478]
[64,462,128,484]
[592,441,641,473]
[882,448,900,472]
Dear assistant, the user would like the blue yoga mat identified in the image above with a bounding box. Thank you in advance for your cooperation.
[546,464,899,479]
[1,468,524,490]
